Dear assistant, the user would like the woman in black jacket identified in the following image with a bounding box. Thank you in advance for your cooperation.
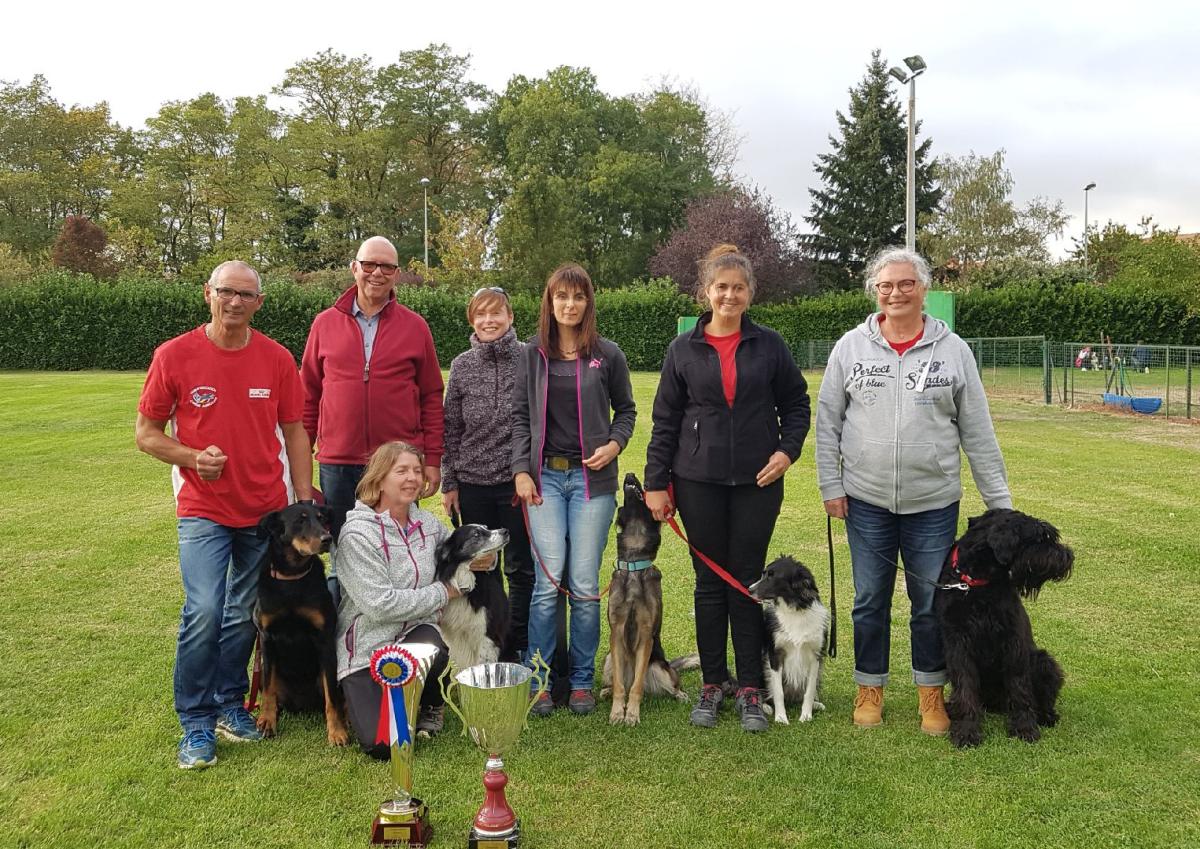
[644,244,810,732]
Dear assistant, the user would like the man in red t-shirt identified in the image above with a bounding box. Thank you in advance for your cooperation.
[135,260,313,769]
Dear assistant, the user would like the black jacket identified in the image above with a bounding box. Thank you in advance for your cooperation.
[511,337,637,498]
[644,312,810,489]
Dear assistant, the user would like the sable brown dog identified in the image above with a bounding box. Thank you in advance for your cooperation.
[602,474,696,725]
[254,502,350,745]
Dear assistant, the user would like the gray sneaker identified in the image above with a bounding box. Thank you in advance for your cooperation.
[736,687,768,732]
[530,691,555,717]
[689,684,724,728]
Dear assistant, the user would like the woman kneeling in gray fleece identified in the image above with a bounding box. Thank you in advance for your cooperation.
[815,247,1012,736]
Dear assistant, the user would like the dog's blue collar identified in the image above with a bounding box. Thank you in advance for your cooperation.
[616,558,654,572]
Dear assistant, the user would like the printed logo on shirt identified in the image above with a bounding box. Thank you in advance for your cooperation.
[189,386,217,408]
[905,359,953,391]
[589,357,602,369]
[847,362,894,391]
[249,388,272,399]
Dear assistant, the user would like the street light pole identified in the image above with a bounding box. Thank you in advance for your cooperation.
[420,176,431,269]
[889,56,927,252]
[1083,182,1096,268]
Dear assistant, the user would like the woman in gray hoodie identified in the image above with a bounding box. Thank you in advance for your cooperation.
[335,441,463,758]
[815,248,1012,736]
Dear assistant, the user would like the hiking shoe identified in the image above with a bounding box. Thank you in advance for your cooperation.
[530,691,555,717]
[689,684,724,728]
[918,685,950,736]
[735,687,768,732]
[216,705,264,743]
[177,729,217,769]
[416,705,445,737]
[853,685,884,728]
[568,689,596,715]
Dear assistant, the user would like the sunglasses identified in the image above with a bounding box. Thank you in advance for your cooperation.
[356,260,399,274]
[473,286,508,300]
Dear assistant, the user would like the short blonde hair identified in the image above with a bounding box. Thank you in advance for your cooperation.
[355,441,425,508]
[466,288,511,324]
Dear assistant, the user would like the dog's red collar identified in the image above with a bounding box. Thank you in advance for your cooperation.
[949,545,989,588]
[270,567,312,581]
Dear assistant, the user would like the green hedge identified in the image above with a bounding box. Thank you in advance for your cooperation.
[1,274,1196,372]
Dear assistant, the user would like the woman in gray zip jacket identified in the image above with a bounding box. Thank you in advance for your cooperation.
[815,247,1012,736]
[512,263,636,717]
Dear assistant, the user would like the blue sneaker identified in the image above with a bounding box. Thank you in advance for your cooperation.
[216,706,264,743]
[177,729,217,769]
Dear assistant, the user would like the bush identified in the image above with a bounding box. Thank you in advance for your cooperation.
[2,274,1196,372]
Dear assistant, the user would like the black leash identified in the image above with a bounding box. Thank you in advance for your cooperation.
[825,515,838,658]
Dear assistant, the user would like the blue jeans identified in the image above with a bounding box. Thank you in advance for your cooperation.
[524,468,615,689]
[319,463,365,606]
[175,518,269,732]
[845,497,959,687]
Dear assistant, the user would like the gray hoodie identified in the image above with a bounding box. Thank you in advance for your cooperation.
[815,313,1012,515]
[334,500,450,681]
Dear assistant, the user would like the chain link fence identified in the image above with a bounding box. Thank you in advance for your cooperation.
[795,334,1200,420]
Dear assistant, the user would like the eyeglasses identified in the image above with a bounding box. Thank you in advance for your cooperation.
[210,286,262,302]
[356,260,399,275]
[473,286,508,300]
[874,279,919,295]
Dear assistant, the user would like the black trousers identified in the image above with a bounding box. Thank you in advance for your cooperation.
[672,476,784,690]
[340,625,448,760]
[456,482,535,656]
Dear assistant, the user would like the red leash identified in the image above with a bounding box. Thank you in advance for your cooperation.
[664,514,760,604]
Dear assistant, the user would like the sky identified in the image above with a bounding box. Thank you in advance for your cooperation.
[4,0,1198,257]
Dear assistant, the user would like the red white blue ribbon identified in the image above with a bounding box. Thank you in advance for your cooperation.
[369,645,417,746]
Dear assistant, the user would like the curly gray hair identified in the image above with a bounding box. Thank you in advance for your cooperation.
[863,247,932,296]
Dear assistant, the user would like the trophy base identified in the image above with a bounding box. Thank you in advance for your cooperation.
[469,818,520,849]
[371,798,433,847]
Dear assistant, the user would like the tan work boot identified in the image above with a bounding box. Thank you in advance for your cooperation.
[852,685,884,727]
[918,685,950,736]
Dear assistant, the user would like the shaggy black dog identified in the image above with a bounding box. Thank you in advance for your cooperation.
[934,508,1074,748]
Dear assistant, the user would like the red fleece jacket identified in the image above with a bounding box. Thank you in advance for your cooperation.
[301,287,445,466]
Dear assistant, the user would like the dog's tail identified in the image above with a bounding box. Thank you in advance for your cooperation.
[669,653,700,672]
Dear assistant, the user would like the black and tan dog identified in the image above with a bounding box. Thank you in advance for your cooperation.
[601,473,696,726]
[934,508,1074,748]
[254,502,349,746]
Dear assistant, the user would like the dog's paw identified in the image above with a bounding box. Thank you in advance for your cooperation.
[622,704,641,726]
[1038,709,1059,727]
[950,725,983,748]
[813,701,825,712]
[599,687,612,699]
[774,713,791,725]
[1010,724,1041,743]
[672,689,691,703]
[328,727,351,747]
[798,709,814,723]
[256,715,278,738]
[609,703,626,725]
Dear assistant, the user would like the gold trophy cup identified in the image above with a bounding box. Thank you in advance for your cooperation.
[369,642,442,847]
[442,657,549,848]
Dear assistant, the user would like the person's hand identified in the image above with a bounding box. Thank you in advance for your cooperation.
[421,465,441,499]
[755,451,791,487]
[443,581,462,600]
[824,497,848,520]
[644,489,674,522]
[583,440,620,471]
[442,488,460,519]
[195,445,227,481]
[514,472,542,506]
[469,552,498,572]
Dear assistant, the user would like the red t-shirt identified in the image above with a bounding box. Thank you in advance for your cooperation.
[879,315,924,355]
[138,326,304,527]
[705,329,741,407]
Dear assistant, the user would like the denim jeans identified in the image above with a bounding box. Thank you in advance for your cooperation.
[845,497,959,687]
[524,467,615,689]
[175,517,269,732]
[319,463,365,606]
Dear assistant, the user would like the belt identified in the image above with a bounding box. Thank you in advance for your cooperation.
[543,456,583,471]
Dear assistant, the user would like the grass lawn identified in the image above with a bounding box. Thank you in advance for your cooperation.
[1,370,1197,849]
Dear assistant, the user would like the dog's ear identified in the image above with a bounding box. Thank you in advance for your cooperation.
[984,517,1023,567]
[316,504,335,528]
[257,511,282,540]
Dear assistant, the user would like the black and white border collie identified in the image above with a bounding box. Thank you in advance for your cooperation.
[434,524,512,670]
[748,556,830,724]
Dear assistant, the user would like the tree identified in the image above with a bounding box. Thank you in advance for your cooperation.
[921,150,1067,280]
[803,51,939,283]
[1075,219,1200,308]
[649,188,810,301]
[51,215,114,277]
